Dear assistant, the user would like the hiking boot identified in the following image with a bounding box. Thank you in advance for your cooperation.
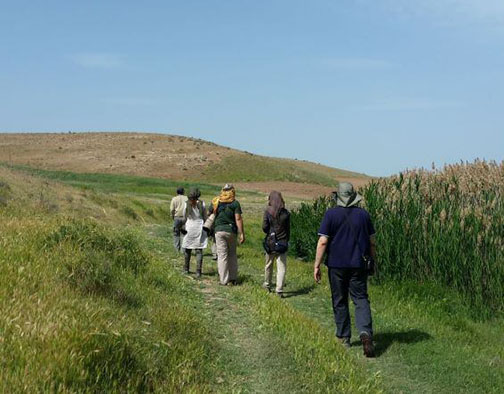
[360,333,375,358]
[262,283,271,292]
[276,292,284,299]
[338,337,351,349]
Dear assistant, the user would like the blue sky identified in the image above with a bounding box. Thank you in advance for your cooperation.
[1,0,503,176]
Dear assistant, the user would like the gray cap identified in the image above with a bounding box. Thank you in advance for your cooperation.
[334,182,362,207]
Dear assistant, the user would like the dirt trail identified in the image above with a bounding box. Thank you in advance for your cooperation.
[189,271,301,393]
[144,226,300,393]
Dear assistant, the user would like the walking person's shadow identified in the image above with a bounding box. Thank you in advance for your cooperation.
[281,284,316,298]
[369,329,432,356]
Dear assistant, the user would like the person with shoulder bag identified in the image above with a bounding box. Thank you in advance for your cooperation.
[262,191,290,298]
[313,182,377,357]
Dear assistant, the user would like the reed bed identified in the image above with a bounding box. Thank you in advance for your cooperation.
[292,160,504,316]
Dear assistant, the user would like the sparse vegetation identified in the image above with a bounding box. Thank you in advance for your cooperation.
[0,132,368,190]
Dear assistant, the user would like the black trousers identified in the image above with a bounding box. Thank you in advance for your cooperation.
[328,267,373,339]
[184,248,203,273]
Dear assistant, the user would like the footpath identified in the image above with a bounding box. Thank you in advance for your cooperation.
[145,223,504,394]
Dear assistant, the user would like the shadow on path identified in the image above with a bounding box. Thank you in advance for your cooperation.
[282,284,316,298]
[371,329,433,357]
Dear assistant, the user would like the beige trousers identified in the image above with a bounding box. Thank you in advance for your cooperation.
[264,252,287,293]
[215,231,238,285]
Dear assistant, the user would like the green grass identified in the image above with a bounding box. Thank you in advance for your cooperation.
[1,162,222,198]
[202,154,362,186]
[230,216,504,393]
[1,165,503,393]
[0,214,222,392]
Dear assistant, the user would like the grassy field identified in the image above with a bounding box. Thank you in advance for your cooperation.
[1,164,503,392]
[202,154,365,186]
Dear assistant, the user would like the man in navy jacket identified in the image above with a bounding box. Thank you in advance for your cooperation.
[313,182,376,357]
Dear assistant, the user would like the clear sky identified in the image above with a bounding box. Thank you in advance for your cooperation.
[1,0,503,176]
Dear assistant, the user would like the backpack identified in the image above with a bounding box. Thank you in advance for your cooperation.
[262,211,288,254]
[185,200,206,220]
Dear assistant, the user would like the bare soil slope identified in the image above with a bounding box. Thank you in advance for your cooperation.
[0,132,369,197]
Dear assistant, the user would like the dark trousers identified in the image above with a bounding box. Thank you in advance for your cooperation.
[328,267,373,339]
[184,249,203,274]
[173,217,184,253]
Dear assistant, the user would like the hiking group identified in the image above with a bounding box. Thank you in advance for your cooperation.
[170,182,376,357]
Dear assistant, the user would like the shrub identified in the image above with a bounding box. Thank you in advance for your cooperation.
[121,206,138,220]
[290,196,334,261]
[0,181,11,206]
[45,221,149,301]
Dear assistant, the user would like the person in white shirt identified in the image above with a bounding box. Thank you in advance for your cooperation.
[181,188,208,278]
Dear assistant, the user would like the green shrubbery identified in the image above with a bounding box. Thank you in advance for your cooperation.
[290,196,334,261]
[44,221,149,306]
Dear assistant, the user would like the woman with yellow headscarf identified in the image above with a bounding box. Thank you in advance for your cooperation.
[211,184,245,285]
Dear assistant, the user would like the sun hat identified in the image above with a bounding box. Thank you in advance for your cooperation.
[333,182,362,207]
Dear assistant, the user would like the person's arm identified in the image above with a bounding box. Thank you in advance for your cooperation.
[182,201,188,221]
[285,212,291,242]
[235,213,245,244]
[170,198,175,219]
[370,234,376,261]
[262,211,269,234]
[201,201,207,222]
[313,236,328,283]
[367,213,377,261]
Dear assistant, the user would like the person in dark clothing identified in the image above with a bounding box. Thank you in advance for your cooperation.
[262,191,290,297]
[313,182,377,357]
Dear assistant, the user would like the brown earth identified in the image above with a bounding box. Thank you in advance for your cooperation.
[0,132,228,179]
[0,132,371,199]
[230,179,370,200]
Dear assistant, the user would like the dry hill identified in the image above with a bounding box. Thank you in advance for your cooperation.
[0,132,369,198]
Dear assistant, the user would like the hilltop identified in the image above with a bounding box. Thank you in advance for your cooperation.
[0,132,369,197]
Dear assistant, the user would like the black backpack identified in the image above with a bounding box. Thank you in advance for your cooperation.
[262,211,288,254]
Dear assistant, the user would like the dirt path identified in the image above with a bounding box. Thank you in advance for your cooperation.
[144,225,301,393]
[196,274,301,393]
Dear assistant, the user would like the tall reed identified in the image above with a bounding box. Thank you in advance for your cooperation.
[362,160,504,316]
[291,160,504,316]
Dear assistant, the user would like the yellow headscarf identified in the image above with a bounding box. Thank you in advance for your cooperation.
[212,184,235,211]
